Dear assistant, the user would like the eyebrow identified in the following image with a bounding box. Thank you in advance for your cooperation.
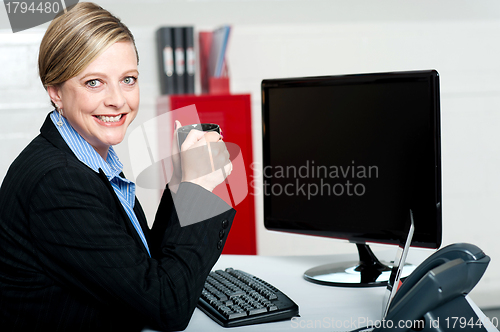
[79,70,139,81]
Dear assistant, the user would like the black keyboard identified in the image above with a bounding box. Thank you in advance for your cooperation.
[198,268,299,327]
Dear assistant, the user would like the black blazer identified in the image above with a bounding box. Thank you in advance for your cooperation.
[0,114,236,331]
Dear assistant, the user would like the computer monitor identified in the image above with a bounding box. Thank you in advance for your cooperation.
[261,70,441,287]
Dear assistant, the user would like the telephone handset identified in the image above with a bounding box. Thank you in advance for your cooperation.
[374,243,491,331]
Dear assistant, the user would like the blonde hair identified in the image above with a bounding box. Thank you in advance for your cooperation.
[38,2,138,107]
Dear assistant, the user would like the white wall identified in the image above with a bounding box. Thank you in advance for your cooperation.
[1,0,500,307]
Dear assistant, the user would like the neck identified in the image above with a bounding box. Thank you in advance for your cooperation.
[93,145,109,161]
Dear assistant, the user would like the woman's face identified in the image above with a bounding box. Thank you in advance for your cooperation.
[49,41,139,159]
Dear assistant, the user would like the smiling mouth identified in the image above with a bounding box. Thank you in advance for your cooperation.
[95,114,124,123]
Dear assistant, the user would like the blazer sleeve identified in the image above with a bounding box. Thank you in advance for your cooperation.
[29,164,235,331]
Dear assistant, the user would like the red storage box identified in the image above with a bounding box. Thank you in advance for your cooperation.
[157,94,256,255]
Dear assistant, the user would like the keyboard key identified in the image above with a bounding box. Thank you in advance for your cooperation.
[227,311,247,319]
[226,290,245,297]
[249,307,268,315]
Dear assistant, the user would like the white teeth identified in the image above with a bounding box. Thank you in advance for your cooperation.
[97,115,122,123]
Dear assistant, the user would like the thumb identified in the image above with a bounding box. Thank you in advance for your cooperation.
[173,120,182,154]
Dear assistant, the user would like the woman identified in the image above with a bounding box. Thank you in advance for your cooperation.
[0,3,234,331]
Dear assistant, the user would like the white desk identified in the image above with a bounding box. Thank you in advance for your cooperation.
[145,252,499,332]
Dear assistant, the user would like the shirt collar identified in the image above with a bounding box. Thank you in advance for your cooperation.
[50,110,123,180]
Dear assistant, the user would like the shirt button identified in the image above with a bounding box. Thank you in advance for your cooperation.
[217,240,223,250]
[219,229,225,239]
[222,219,229,229]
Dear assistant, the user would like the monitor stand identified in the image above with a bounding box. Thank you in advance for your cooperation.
[303,212,416,288]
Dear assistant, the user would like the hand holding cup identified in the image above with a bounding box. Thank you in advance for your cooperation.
[172,121,232,192]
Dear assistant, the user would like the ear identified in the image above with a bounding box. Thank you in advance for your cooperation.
[47,85,63,109]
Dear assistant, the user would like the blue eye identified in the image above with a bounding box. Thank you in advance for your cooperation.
[123,76,137,85]
[86,79,101,88]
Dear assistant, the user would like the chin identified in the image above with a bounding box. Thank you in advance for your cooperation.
[96,134,126,148]
[107,137,126,146]
[102,128,128,143]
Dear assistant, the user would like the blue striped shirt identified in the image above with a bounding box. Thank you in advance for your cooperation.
[50,110,150,256]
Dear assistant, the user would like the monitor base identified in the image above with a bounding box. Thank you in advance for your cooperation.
[303,243,416,287]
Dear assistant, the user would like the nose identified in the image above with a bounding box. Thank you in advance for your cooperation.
[104,82,126,109]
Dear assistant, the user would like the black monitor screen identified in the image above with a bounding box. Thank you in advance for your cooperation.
[261,70,441,248]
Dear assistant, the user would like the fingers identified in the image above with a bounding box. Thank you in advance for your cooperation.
[179,137,231,191]
[181,129,207,150]
[182,130,221,151]
[223,161,233,177]
[204,131,221,143]
[180,141,230,177]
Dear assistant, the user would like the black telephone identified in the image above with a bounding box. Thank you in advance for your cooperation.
[374,243,491,332]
